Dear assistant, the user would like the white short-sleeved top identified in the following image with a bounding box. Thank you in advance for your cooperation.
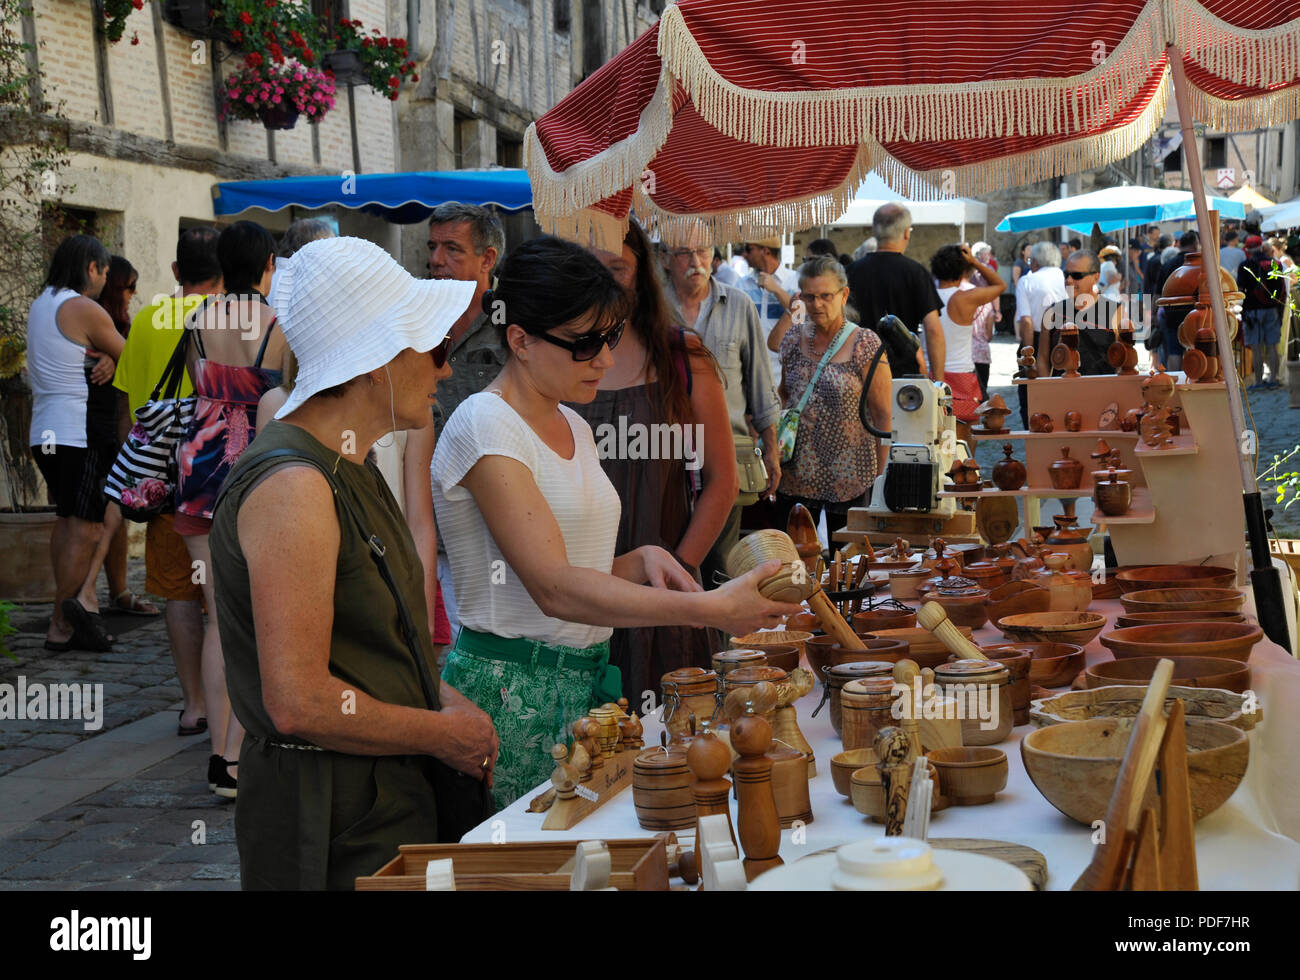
[432,391,621,648]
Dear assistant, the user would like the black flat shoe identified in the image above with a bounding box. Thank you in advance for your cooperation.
[208,755,237,800]
[178,711,208,737]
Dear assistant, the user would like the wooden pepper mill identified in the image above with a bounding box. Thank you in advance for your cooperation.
[550,743,579,800]
[686,724,738,860]
[731,701,784,882]
[874,726,913,837]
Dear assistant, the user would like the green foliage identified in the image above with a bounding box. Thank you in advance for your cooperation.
[0,600,18,660]
[1260,446,1300,511]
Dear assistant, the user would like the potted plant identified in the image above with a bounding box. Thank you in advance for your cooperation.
[220,54,336,130]
[101,0,145,44]
[330,17,419,100]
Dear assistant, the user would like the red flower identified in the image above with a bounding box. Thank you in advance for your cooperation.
[361,37,372,48]
[244,51,263,68]
[302,48,314,63]
[411,73,419,82]
[231,29,242,41]
[130,33,140,44]
[388,75,399,87]
[377,37,388,48]
[269,42,284,62]
[239,10,252,25]
[394,38,406,50]
[131,0,143,9]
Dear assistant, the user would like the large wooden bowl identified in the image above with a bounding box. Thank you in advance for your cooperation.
[1029,685,1261,731]
[1099,622,1263,662]
[805,635,908,677]
[851,606,918,633]
[984,580,1051,625]
[1118,588,1247,614]
[980,640,1085,687]
[1084,656,1251,693]
[1115,610,1247,628]
[995,611,1106,646]
[1021,717,1249,824]
[830,747,877,797]
[751,643,798,674]
[1115,565,1238,594]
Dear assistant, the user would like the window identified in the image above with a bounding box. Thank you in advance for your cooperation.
[1163,145,1182,174]
[581,0,604,78]
[312,0,350,25]
[1205,137,1227,169]
[497,133,522,168]
[555,0,570,33]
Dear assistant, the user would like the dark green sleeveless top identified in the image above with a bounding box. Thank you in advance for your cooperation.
[210,419,441,890]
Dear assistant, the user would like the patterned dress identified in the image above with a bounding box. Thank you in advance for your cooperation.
[778,322,881,503]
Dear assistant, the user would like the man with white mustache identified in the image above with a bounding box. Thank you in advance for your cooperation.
[662,227,780,592]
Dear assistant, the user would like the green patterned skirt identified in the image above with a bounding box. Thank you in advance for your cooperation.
[441,628,620,812]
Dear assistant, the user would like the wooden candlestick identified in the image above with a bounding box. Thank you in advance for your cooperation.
[686,729,738,855]
[874,726,912,837]
[732,708,783,881]
[917,601,990,661]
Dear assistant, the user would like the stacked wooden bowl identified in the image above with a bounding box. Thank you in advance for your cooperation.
[1114,566,1237,594]
[1118,587,1246,614]
[1084,656,1251,692]
[1099,622,1262,662]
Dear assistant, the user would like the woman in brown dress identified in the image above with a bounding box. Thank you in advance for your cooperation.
[570,220,738,707]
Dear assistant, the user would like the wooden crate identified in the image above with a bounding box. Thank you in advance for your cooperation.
[355,837,669,891]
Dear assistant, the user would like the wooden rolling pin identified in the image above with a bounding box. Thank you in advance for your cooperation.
[916,601,990,661]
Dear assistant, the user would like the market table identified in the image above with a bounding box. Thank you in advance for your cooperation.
[461,585,1300,890]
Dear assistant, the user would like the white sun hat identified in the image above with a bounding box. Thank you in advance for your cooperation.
[269,236,477,419]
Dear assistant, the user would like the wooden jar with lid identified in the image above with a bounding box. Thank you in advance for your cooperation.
[932,660,1013,745]
[633,745,697,831]
[661,667,718,740]
[824,661,895,737]
[839,676,901,751]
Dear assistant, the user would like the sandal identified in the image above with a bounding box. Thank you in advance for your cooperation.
[113,590,160,616]
[178,711,208,737]
[60,599,114,651]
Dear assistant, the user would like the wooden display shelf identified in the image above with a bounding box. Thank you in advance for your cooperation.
[937,486,1096,499]
[1134,433,1198,457]
[1175,380,1226,391]
[968,429,1141,442]
[1089,487,1155,525]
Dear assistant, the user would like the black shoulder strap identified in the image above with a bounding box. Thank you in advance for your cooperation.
[229,447,442,713]
[149,296,215,403]
[253,314,278,367]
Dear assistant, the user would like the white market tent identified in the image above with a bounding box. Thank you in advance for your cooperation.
[1258,196,1300,232]
[828,172,988,239]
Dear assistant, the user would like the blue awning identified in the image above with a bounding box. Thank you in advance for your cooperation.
[212,169,533,223]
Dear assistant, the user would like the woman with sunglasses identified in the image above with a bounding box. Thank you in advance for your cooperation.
[433,236,801,811]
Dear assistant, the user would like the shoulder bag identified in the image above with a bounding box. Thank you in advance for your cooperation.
[777,323,855,463]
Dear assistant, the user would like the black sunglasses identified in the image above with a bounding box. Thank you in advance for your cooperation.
[431,337,451,368]
[535,320,625,362]
[1064,270,1095,281]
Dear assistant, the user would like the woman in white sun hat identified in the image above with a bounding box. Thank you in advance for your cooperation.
[208,236,499,890]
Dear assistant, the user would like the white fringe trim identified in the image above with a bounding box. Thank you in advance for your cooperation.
[655,1,1300,149]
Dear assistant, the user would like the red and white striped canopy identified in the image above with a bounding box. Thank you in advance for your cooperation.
[524,0,1300,247]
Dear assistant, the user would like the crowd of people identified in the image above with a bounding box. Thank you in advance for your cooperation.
[22,197,1297,888]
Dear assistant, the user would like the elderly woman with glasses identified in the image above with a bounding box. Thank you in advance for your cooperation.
[432,236,800,811]
[773,255,894,532]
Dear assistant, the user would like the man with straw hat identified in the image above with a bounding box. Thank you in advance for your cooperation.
[209,237,499,889]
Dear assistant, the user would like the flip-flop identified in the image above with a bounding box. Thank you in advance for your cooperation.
[60,599,114,651]
[43,638,74,652]
[178,711,208,736]
[113,591,160,616]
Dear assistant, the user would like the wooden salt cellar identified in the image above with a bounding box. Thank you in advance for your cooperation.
[732,703,784,881]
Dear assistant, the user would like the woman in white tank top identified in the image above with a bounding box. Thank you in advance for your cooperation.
[930,244,1006,424]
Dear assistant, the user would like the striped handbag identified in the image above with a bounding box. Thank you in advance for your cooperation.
[104,301,206,522]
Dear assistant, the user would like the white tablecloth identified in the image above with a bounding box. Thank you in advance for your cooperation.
[461,591,1300,890]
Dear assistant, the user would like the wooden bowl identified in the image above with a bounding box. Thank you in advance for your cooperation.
[1118,588,1247,614]
[1115,565,1238,594]
[1084,656,1251,693]
[850,762,947,822]
[753,643,798,674]
[805,635,840,678]
[732,629,814,664]
[862,627,973,669]
[1099,622,1263,662]
[827,637,911,669]
[785,612,821,634]
[1115,610,1247,628]
[926,746,1008,805]
[983,641,1086,688]
[984,580,1051,625]
[996,611,1107,646]
[1021,717,1249,824]
[1029,685,1261,731]
[852,607,918,633]
[830,748,878,797]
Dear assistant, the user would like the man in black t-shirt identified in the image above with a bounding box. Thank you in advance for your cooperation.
[846,202,944,379]
[1041,249,1124,376]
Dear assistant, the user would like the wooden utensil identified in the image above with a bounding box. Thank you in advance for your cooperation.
[874,726,913,836]
[917,601,990,661]
[726,530,866,650]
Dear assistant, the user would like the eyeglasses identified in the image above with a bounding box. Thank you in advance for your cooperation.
[126,281,138,292]
[670,247,712,261]
[535,320,625,361]
[799,291,840,304]
[1064,270,1096,281]
[431,337,451,368]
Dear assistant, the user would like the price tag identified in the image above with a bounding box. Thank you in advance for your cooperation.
[574,785,599,803]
